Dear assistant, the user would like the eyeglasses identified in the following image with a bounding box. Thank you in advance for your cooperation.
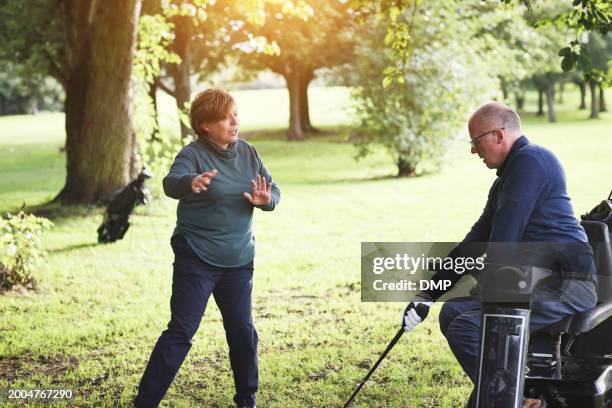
[468,127,504,147]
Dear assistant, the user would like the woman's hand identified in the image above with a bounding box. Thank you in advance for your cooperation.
[243,175,272,206]
[191,169,218,193]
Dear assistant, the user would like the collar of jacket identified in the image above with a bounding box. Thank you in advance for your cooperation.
[496,135,529,177]
[197,136,237,160]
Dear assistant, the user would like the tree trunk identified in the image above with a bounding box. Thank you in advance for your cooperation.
[545,82,556,123]
[284,70,304,141]
[148,77,160,141]
[60,64,89,202]
[515,92,525,111]
[589,79,598,119]
[599,84,607,112]
[501,81,508,101]
[57,0,141,204]
[556,81,564,104]
[578,81,586,110]
[142,0,163,146]
[397,158,416,177]
[170,15,194,140]
[536,87,544,116]
[299,69,319,133]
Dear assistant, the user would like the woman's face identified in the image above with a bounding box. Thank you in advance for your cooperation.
[201,105,239,148]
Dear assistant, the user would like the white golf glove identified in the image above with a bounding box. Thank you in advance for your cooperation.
[401,295,434,332]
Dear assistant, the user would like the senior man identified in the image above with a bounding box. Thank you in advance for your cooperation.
[401,102,597,408]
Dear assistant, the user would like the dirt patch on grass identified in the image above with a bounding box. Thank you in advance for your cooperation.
[308,362,342,382]
[189,350,227,373]
[0,353,79,383]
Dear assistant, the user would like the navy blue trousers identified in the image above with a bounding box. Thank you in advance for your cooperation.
[135,235,258,408]
[439,277,597,407]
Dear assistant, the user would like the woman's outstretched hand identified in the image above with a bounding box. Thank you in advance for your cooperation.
[244,175,272,206]
[191,169,218,193]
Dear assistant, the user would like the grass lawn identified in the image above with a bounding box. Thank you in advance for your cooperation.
[0,86,610,407]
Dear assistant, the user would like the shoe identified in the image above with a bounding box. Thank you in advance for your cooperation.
[234,393,256,408]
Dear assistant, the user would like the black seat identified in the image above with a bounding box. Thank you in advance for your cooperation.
[583,220,612,302]
[535,220,612,335]
[539,303,612,334]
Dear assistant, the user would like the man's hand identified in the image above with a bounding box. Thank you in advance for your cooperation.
[401,295,434,332]
[243,175,272,206]
[191,169,218,193]
[523,399,542,408]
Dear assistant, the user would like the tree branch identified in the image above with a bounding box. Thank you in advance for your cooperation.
[43,50,68,88]
[157,79,175,97]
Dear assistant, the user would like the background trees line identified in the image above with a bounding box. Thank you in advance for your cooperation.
[347,0,610,176]
[0,0,610,202]
[1,0,142,204]
[0,0,341,203]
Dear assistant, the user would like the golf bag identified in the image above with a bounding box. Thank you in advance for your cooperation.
[582,189,612,226]
[97,168,152,243]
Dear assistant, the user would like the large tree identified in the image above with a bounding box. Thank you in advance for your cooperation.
[236,0,355,140]
[351,0,611,87]
[149,0,229,139]
[144,0,290,139]
[347,0,500,176]
[1,0,142,204]
[61,0,142,203]
[535,0,611,83]
[582,32,611,118]
[524,2,570,123]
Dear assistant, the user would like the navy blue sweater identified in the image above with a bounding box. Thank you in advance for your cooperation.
[466,136,586,243]
[425,136,592,299]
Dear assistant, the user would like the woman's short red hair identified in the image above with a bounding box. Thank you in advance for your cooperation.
[189,88,235,137]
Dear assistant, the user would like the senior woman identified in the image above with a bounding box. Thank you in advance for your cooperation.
[134,88,280,408]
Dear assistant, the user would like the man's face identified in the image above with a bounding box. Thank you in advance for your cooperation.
[469,120,503,169]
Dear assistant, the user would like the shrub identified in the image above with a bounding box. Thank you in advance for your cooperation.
[0,211,53,290]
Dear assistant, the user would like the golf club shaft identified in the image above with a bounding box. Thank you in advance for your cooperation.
[342,328,404,408]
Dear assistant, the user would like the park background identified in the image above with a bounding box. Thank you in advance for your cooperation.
[0,0,611,407]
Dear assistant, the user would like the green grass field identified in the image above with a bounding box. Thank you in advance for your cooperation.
[0,86,610,407]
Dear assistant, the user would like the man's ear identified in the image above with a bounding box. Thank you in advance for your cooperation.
[496,128,505,144]
[200,123,209,133]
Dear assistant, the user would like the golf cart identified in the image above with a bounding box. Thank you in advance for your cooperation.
[472,218,612,408]
[522,219,612,408]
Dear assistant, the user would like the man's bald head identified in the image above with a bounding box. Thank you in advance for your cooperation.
[469,102,522,137]
[468,102,523,169]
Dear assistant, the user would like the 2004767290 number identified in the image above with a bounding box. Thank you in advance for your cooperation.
[5,388,73,400]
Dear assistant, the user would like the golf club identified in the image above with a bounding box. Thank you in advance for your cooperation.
[342,328,404,408]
